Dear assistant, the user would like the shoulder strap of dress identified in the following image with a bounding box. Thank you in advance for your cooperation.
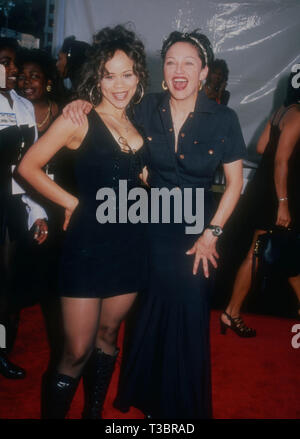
[87,107,97,120]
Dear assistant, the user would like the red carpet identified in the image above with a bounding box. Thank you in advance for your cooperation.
[0,305,299,419]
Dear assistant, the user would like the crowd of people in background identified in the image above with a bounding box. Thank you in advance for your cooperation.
[0,27,299,421]
[0,35,89,380]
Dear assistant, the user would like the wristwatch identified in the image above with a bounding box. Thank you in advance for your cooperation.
[206,224,223,237]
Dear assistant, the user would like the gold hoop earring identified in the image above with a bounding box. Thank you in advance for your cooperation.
[46,84,52,93]
[133,83,144,105]
[199,80,203,91]
[89,84,101,107]
[162,80,168,91]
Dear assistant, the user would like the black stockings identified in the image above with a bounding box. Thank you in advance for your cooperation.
[58,293,137,378]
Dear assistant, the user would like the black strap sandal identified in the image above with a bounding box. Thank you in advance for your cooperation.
[220,311,256,337]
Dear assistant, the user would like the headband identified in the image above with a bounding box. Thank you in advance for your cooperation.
[164,33,208,66]
[186,35,208,65]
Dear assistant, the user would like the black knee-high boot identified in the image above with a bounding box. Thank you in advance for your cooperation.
[41,371,80,419]
[82,347,119,419]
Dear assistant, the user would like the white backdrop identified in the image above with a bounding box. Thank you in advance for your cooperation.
[53,0,300,160]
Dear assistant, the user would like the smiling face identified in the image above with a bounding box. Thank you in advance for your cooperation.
[0,47,18,90]
[163,42,208,102]
[99,50,139,110]
[18,62,49,102]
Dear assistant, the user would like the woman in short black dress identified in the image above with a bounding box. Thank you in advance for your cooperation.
[18,25,148,419]
[221,72,300,335]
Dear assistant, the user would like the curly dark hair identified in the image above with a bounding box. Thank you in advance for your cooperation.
[209,59,229,82]
[161,30,214,68]
[17,48,59,101]
[77,25,148,107]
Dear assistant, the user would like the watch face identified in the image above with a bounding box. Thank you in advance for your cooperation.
[207,224,223,236]
[211,226,222,236]
[214,226,222,236]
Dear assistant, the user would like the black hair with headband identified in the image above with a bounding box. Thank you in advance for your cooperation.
[161,30,214,68]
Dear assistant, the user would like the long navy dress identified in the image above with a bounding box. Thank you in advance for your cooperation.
[115,91,247,419]
[59,109,147,298]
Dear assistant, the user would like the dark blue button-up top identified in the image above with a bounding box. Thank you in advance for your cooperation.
[133,90,247,190]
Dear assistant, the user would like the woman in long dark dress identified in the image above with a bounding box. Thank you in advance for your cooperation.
[64,30,246,419]
[18,25,148,419]
[115,30,246,419]
[220,72,300,334]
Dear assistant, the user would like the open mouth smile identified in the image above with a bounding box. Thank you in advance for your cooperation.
[172,77,188,90]
[112,91,129,101]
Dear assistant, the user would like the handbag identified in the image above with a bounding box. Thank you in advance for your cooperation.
[252,227,300,290]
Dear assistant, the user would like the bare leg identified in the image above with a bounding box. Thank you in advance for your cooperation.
[221,229,266,326]
[58,297,102,378]
[96,292,137,354]
[288,275,300,316]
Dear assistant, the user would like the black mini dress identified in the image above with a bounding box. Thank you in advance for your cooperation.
[242,104,300,231]
[59,109,147,298]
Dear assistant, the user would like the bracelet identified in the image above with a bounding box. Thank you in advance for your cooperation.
[278,197,288,202]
